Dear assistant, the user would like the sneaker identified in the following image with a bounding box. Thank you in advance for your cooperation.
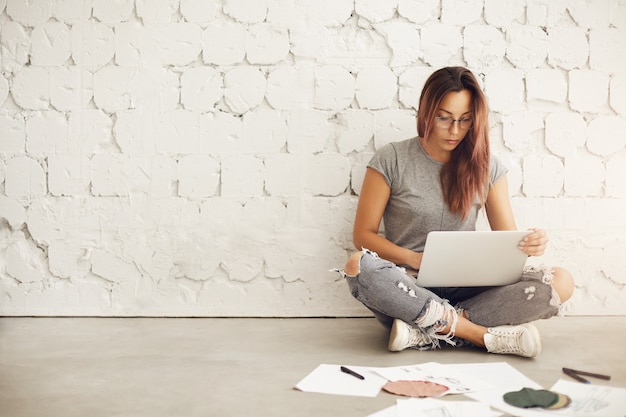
[484,323,542,358]
[388,319,432,351]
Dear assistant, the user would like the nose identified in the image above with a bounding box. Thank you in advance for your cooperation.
[449,120,460,134]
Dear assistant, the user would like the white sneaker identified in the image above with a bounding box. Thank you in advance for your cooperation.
[484,324,542,358]
[388,319,432,352]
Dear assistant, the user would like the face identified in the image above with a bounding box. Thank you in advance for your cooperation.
[423,89,473,163]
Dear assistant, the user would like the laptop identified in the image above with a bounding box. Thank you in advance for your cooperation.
[416,230,529,287]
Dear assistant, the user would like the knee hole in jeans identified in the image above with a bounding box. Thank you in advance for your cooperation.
[343,252,362,276]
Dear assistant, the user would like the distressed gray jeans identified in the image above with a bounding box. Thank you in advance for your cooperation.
[338,249,561,349]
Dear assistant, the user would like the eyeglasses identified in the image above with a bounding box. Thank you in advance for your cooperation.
[434,116,473,130]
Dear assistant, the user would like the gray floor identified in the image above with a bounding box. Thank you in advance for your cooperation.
[0,317,624,417]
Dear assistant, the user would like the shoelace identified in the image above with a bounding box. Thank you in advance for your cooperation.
[490,330,523,353]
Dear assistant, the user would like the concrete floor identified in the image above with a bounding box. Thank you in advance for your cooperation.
[0,317,624,417]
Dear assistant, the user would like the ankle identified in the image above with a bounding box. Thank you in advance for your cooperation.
[450,317,487,347]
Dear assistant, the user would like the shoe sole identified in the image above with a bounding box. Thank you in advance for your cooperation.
[388,319,405,352]
[524,323,543,358]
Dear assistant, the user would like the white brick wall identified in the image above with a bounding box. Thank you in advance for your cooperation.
[0,0,625,316]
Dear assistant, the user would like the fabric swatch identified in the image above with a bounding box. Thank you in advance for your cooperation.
[382,380,449,398]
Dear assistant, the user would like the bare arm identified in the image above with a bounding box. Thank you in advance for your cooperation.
[485,175,517,230]
[353,168,423,270]
[485,175,548,256]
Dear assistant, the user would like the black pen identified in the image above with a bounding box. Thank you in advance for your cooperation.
[563,367,611,382]
[563,368,590,384]
[340,366,365,380]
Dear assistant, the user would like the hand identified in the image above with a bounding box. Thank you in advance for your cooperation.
[518,228,548,257]
[406,250,423,271]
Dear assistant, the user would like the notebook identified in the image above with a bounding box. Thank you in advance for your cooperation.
[416,230,529,287]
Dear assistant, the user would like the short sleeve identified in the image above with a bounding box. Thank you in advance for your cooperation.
[489,154,508,188]
[367,143,398,187]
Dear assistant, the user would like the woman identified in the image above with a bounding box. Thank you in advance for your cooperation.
[339,67,574,358]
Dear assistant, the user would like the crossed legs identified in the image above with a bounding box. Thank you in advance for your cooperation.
[342,250,574,354]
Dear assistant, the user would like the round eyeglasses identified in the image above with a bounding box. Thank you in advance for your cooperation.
[434,116,473,130]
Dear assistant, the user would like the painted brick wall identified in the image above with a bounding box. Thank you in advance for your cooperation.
[0,0,625,316]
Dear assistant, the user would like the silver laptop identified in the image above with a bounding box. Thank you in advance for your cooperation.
[416,231,529,287]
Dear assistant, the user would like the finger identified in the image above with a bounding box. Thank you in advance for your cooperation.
[526,228,544,239]
[522,241,547,257]
[525,236,547,248]
[522,246,544,257]
[519,239,546,256]
[521,229,548,247]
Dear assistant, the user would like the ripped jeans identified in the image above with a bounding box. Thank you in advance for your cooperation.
[339,249,561,349]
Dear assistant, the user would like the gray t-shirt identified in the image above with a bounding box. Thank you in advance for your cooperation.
[368,136,508,253]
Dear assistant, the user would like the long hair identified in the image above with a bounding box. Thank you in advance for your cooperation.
[417,67,490,220]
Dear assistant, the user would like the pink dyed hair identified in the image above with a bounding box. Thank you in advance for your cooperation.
[417,67,490,219]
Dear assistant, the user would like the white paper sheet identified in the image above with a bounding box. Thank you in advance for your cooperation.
[396,398,504,417]
[547,379,626,417]
[295,361,516,400]
[373,361,494,395]
[294,364,388,397]
[295,361,496,398]
[464,362,551,417]
[467,367,626,417]
[450,362,543,390]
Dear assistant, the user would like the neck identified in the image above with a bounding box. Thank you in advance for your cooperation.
[420,137,450,163]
